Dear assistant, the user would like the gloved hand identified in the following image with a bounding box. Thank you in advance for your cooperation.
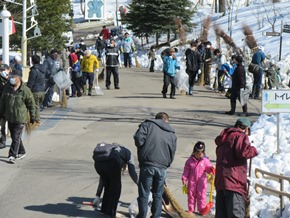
[95,68,99,73]
[92,196,101,208]
[198,69,201,74]
[240,88,245,93]
[30,118,35,124]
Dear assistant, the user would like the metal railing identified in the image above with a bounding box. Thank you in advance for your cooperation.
[255,168,290,217]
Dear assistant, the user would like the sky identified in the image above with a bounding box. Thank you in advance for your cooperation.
[72,1,290,217]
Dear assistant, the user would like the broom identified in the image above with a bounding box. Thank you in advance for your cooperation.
[174,17,187,44]
[200,16,211,42]
[60,89,67,108]
[135,53,141,68]
[245,158,252,218]
[98,68,105,82]
[242,24,258,50]
[200,175,215,215]
[163,184,195,218]
[25,112,38,136]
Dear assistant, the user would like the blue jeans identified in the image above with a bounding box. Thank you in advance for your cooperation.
[137,165,166,218]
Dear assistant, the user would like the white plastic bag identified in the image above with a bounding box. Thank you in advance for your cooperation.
[53,70,72,89]
[128,192,152,218]
[222,76,232,89]
[174,69,189,92]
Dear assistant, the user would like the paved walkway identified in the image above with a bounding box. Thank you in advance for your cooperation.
[0,66,261,218]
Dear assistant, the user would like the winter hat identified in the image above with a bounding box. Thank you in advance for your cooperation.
[0,64,9,71]
[235,55,243,63]
[270,59,276,66]
[70,53,78,63]
[193,141,205,152]
[10,69,23,78]
[258,46,264,52]
[168,48,175,53]
[235,117,251,128]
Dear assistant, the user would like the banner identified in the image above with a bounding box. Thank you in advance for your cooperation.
[84,0,105,20]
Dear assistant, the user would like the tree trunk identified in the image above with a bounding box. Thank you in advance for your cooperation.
[219,0,226,13]
[167,30,170,45]
[273,0,280,3]
[80,0,84,15]
[156,33,159,47]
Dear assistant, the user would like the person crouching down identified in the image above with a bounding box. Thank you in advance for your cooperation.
[182,141,215,214]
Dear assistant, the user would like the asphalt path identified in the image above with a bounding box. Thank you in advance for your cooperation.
[0,66,261,218]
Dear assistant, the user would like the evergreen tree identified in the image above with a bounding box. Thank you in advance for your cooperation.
[124,0,194,46]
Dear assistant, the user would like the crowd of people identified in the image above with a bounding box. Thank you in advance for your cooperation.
[0,24,278,216]
[90,112,257,218]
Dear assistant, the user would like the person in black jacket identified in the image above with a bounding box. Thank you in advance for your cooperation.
[105,39,120,89]
[0,64,11,148]
[27,55,46,124]
[185,40,202,95]
[134,112,177,218]
[225,55,248,116]
[93,143,138,217]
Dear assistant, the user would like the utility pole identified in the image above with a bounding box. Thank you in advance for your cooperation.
[1,5,11,65]
[116,0,119,27]
[5,0,41,67]
[22,0,27,67]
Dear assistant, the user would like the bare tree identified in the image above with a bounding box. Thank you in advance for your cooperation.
[263,4,280,32]
[80,0,84,15]
[219,0,226,13]
[253,7,264,30]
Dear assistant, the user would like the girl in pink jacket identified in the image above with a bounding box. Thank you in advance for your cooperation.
[182,141,215,214]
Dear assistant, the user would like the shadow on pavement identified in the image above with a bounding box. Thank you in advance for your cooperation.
[24,196,99,217]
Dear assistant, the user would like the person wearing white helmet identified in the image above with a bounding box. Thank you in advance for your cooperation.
[10,55,23,71]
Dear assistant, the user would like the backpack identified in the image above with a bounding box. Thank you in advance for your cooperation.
[248,63,260,75]
[92,142,118,162]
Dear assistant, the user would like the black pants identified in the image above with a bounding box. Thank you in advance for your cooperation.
[218,70,225,91]
[123,53,132,68]
[215,190,245,218]
[71,74,82,95]
[186,69,198,88]
[106,66,119,88]
[149,60,155,72]
[0,119,6,144]
[8,122,25,157]
[162,74,176,97]
[94,158,121,217]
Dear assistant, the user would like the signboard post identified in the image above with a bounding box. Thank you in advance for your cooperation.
[280,22,290,60]
[262,90,290,154]
[265,32,280,36]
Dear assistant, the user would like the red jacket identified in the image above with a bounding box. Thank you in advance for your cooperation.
[100,28,110,40]
[215,127,258,197]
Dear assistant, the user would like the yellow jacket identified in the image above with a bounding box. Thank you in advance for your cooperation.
[81,54,99,73]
